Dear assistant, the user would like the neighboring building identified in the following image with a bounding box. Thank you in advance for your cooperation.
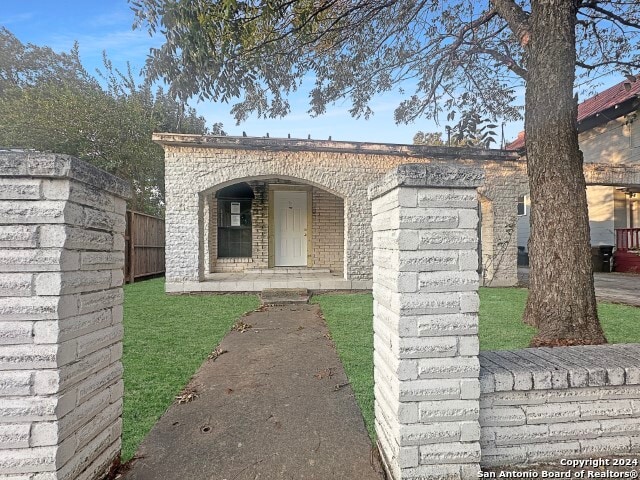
[509,79,640,271]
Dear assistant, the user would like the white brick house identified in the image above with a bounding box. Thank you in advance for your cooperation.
[154,135,531,292]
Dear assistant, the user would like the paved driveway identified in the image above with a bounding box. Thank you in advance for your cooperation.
[518,268,640,307]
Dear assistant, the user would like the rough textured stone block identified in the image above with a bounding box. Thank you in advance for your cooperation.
[0,322,33,345]
[0,423,31,448]
[0,371,32,396]
[547,420,601,441]
[418,230,477,251]
[0,445,57,474]
[0,397,58,423]
[0,344,61,370]
[0,273,33,297]
[39,226,113,252]
[0,225,39,248]
[417,357,479,379]
[75,362,122,404]
[491,424,549,446]
[417,314,478,337]
[0,295,78,321]
[417,189,478,209]
[0,200,69,225]
[398,337,458,359]
[77,288,123,315]
[580,436,631,456]
[400,379,462,401]
[580,400,633,420]
[419,442,481,464]
[0,179,42,200]
[34,271,112,295]
[521,403,581,424]
[399,422,461,446]
[418,271,478,293]
[79,252,124,271]
[419,400,479,423]
[0,250,80,273]
[479,406,526,426]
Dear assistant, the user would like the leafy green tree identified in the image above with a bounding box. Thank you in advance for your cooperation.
[413,131,445,146]
[0,27,212,215]
[415,112,499,147]
[130,0,640,345]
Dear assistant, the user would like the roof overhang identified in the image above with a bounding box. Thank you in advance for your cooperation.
[152,133,522,162]
[577,95,640,132]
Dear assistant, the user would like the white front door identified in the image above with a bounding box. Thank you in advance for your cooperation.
[274,190,308,266]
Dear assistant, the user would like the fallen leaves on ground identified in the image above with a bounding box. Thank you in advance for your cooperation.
[207,346,227,361]
[314,367,335,379]
[175,386,199,404]
[232,320,252,333]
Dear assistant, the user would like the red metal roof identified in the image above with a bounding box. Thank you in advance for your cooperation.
[506,78,640,150]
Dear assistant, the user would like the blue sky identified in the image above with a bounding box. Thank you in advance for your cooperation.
[0,1,623,146]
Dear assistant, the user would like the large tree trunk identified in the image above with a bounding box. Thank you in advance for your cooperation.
[522,0,606,346]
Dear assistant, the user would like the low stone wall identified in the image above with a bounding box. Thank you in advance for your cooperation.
[479,344,640,467]
[0,152,130,479]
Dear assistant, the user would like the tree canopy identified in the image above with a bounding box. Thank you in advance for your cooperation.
[0,27,212,215]
[131,0,639,125]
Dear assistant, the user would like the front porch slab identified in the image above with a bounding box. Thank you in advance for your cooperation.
[166,272,372,293]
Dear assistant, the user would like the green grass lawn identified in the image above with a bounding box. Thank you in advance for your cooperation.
[313,288,640,441]
[121,283,640,456]
[122,278,259,461]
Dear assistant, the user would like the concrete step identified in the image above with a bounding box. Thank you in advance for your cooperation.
[246,268,331,274]
[260,288,310,305]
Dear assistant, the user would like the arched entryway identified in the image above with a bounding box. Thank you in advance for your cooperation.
[199,177,349,289]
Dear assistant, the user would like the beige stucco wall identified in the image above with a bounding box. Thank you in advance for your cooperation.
[580,114,640,165]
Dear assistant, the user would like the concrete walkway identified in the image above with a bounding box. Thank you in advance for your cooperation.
[122,304,384,480]
[518,268,640,307]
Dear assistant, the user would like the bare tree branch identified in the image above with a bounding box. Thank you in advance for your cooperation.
[470,46,528,78]
[490,0,531,46]
[581,2,640,29]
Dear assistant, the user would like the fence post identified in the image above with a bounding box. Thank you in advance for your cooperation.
[128,211,135,283]
[369,164,484,480]
[0,152,130,478]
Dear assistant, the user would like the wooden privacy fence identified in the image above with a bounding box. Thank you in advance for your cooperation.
[125,210,165,283]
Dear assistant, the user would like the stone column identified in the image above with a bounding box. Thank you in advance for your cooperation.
[0,152,130,479]
[369,164,484,480]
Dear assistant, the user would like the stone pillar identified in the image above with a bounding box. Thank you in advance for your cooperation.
[369,164,483,480]
[0,152,130,479]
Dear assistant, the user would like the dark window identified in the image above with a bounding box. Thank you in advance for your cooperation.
[216,183,254,258]
[517,195,528,216]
